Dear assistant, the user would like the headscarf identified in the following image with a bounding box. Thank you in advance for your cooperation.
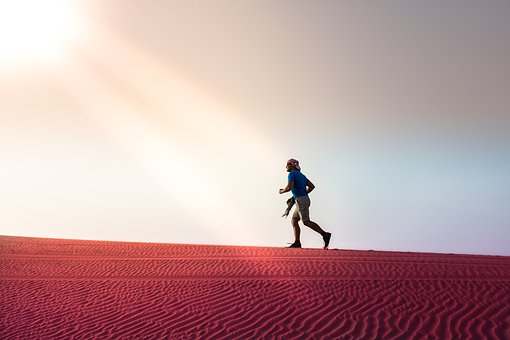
[287,158,301,170]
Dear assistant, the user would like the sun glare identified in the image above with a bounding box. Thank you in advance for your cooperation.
[0,0,84,69]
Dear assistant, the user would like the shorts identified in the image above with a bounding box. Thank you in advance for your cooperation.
[292,195,311,222]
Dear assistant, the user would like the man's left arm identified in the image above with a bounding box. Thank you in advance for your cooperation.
[306,179,315,194]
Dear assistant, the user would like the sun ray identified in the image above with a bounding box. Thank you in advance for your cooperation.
[56,29,285,245]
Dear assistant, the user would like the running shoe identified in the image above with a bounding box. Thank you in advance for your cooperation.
[287,242,302,248]
[323,232,332,249]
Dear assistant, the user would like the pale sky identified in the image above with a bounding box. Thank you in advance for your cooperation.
[1,0,509,255]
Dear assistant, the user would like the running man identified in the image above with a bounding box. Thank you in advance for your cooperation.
[279,158,332,249]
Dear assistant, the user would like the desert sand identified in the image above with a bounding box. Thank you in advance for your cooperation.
[1,235,509,339]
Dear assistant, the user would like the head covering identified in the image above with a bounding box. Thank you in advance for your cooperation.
[287,158,301,170]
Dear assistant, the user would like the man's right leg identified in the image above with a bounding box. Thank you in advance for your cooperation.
[303,220,326,236]
[303,220,331,249]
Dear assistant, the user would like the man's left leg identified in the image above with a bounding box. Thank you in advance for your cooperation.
[287,210,302,248]
[292,217,301,244]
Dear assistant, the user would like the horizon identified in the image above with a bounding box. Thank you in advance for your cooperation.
[1,0,509,256]
[2,234,509,258]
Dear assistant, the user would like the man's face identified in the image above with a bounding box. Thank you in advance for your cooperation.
[286,163,293,172]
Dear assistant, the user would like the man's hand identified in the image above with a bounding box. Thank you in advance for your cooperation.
[279,181,294,194]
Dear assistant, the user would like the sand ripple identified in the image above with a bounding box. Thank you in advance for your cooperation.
[1,236,509,339]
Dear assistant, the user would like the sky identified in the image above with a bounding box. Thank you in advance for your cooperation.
[1,0,509,255]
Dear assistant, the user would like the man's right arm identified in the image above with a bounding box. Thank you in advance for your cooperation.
[279,181,294,194]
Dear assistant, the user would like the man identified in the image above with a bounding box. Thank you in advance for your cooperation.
[279,158,332,249]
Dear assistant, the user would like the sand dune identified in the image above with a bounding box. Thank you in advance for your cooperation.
[1,236,509,339]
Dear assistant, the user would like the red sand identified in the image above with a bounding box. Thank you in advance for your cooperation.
[1,236,509,339]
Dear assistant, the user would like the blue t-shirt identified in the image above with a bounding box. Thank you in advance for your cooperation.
[288,170,308,198]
